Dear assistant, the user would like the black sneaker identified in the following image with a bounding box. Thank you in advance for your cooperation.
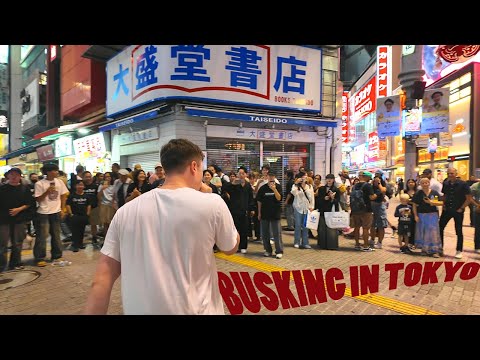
[79,245,86,249]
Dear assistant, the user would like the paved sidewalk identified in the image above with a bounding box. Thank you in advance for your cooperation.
[0,196,478,315]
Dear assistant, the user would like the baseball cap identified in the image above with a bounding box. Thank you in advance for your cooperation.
[155,163,163,169]
[422,168,433,175]
[6,167,22,176]
[118,169,129,176]
[358,170,372,178]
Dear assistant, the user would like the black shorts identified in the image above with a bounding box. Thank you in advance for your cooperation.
[398,223,412,237]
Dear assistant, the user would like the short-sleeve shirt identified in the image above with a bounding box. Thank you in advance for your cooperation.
[442,180,471,211]
[101,187,238,315]
[67,192,92,216]
[412,189,441,213]
[257,182,283,220]
[351,182,374,213]
[0,184,35,224]
[35,178,69,214]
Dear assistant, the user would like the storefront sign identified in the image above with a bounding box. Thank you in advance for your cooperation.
[118,127,159,145]
[415,135,430,147]
[341,92,349,144]
[0,110,7,134]
[207,125,320,143]
[99,109,159,132]
[423,45,480,87]
[21,75,40,131]
[73,133,106,157]
[36,144,55,162]
[440,133,453,146]
[107,45,322,117]
[187,108,337,128]
[368,131,379,162]
[376,46,391,98]
[350,76,376,124]
[54,136,73,157]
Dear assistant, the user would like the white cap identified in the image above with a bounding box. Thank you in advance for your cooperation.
[118,169,129,176]
[155,163,163,169]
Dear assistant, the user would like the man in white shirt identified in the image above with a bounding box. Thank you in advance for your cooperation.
[34,163,70,267]
[85,139,239,315]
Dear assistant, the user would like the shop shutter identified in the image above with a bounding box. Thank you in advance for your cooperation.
[206,139,260,175]
[126,152,160,174]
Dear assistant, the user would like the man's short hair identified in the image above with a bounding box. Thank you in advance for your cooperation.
[431,91,443,98]
[268,171,276,177]
[160,138,204,174]
[41,163,59,173]
[238,166,248,173]
[75,165,84,173]
[325,174,335,180]
[213,164,222,173]
[261,164,270,171]
[422,168,433,175]
[384,98,394,105]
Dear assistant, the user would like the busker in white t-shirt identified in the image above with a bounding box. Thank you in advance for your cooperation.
[85,138,239,315]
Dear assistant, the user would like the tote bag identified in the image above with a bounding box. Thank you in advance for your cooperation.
[305,210,320,230]
[324,204,350,229]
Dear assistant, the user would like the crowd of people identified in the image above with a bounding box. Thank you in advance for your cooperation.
[1,138,479,314]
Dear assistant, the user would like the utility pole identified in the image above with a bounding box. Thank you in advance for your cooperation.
[8,45,22,152]
[398,45,425,182]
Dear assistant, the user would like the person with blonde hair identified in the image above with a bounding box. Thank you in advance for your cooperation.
[412,177,442,257]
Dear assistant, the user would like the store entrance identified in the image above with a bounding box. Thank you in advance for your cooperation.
[206,138,311,213]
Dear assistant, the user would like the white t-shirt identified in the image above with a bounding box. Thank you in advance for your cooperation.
[98,184,115,206]
[35,178,69,214]
[101,187,238,315]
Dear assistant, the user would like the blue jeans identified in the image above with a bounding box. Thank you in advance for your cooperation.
[0,223,26,271]
[261,219,283,254]
[285,204,295,228]
[294,209,309,246]
[34,212,63,261]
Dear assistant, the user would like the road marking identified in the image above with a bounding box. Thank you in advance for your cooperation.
[215,253,442,315]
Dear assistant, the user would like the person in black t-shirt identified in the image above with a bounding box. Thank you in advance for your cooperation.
[394,194,414,254]
[283,170,295,231]
[412,177,442,257]
[0,168,34,271]
[83,171,101,245]
[350,171,376,252]
[66,180,92,252]
[439,168,472,259]
[257,171,284,258]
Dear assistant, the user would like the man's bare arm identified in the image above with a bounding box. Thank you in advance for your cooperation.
[84,254,121,315]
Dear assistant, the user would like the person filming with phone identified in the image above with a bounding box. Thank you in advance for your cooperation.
[291,171,315,249]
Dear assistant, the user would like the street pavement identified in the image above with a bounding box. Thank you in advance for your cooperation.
[1,196,479,315]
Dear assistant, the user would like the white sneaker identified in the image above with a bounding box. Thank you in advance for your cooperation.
[455,251,463,259]
[275,253,283,259]
[293,244,300,248]
[263,252,272,257]
[374,242,383,249]
[240,249,247,254]
[270,239,274,245]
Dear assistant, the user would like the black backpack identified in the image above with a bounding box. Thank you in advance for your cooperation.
[350,183,367,213]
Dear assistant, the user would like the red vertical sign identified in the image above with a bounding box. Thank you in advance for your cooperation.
[342,92,349,144]
[368,131,379,162]
[376,46,389,98]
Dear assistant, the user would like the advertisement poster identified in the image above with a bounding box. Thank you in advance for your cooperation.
[421,88,449,134]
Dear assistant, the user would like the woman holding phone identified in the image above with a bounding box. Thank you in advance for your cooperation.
[412,177,442,257]
[97,172,116,237]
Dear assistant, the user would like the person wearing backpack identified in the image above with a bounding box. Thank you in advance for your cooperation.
[350,171,376,252]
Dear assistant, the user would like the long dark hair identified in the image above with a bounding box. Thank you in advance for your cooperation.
[406,178,417,191]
